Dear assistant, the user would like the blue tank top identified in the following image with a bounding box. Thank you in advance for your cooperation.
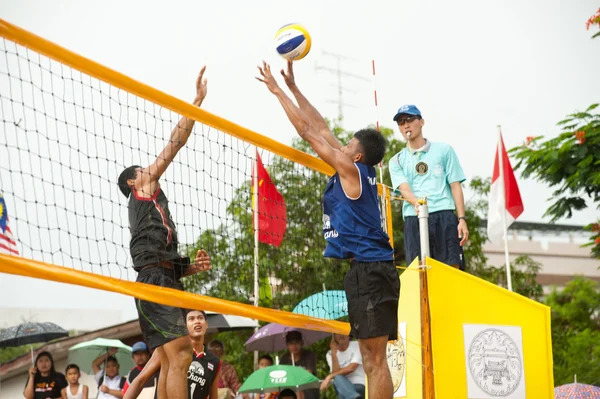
[322,163,394,262]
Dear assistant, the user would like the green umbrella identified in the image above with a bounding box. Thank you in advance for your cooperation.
[238,365,320,394]
[68,338,133,375]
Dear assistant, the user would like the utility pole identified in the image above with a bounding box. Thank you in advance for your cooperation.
[315,51,369,123]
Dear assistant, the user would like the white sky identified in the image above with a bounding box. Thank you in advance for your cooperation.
[0,0,599,323]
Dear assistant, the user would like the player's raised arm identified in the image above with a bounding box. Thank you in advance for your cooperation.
[281,60,342,150]
[137,67,208,193]
[256,61,358,194]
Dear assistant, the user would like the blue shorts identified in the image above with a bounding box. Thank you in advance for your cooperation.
[404,210,464,269]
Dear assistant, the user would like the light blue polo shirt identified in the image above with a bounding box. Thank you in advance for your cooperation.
[389,140,465,218]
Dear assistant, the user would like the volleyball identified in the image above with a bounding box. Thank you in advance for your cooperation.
[274,24,312,61]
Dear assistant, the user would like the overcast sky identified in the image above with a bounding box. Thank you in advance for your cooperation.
[1,0,599,323]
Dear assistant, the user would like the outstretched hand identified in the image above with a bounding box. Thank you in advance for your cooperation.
[281,60,296,88]
[194,66,208,104]
[256,61,281,94]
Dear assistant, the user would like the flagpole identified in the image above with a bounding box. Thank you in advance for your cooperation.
[252,148,260,370]
[497,126,513,291]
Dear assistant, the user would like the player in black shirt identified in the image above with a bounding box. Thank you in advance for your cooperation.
[122,310,221,399]
[117,67,211,399]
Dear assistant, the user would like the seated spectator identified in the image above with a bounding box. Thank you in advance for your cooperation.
[280,331,319,399]
[92,349,125,399]
[208,339,244,399]
[24,351,68,399]
[320,334,365,399]
[121,341,156,397]
[61,364,89,399]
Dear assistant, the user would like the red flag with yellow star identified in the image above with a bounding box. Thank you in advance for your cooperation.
[252,151,287,247]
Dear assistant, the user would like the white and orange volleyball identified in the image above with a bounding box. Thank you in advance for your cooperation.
[274,23,312,61]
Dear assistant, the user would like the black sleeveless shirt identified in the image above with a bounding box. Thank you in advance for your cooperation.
[188,348,221,399]
[128,187,182,271]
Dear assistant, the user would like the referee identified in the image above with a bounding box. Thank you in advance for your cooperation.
[389,104,469,269]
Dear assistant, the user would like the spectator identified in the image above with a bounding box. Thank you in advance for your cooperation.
[389,104,468,270]
[279,389,297,399]
[92,350,125,399]
[24,351,68,399]
[321,335,365,399]
[280,332,319,399]
[61,364,89,399]
[121,342,156,397]
[258,355,273,369]
[207,339,243,399]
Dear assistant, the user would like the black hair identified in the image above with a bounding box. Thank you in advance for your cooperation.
[208,339,224,351]
[259,354,273,364]
[106,356,119,365]
[279,389,297,399]
[65,364,80,374]
[33,351,56,383]
[353,128,387,166]
[185,309,208,319]
[285,330,303,343]
[117,165,141,198]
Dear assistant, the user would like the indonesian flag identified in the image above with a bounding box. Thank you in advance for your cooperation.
[487,133,524,242]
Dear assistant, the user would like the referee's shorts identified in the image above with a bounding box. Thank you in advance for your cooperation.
[404,210,465,270]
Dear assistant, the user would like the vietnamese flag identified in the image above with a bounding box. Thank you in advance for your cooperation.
[252,151,287,247]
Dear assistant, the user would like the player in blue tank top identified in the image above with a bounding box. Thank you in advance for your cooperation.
[257,60,399,399]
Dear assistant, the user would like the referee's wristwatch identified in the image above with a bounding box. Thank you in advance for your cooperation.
[458,216,467,222]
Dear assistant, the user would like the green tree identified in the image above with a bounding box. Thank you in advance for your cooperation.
[545,277,600,385]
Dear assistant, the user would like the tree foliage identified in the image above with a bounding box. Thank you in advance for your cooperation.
[545,277,600,385]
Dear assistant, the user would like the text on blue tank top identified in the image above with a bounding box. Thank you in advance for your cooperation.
[322,163,393,262]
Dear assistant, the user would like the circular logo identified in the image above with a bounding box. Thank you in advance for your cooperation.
[415,161,428,175]
[269,370,287,379]
[468,329,522,396]
[386,340,406,392]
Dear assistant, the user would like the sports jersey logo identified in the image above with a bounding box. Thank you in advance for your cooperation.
[189,361,204,376]
[322,214,339,239]
[323,214,331,230]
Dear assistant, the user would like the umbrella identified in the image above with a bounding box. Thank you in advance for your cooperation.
[68,338,134,375]
[205,312,259,333]
[238,365,320,394]
[0,322,69,364]
[244,323,330,352]
[292,290,348,320]
[555,377,600,399]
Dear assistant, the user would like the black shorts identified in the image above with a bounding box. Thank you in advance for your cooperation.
[404,210,464,270]
[135,266,188,350]
[344,260,400,340]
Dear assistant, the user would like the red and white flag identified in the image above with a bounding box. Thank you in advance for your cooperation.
[0,193,19,255]
[487,133,524,242]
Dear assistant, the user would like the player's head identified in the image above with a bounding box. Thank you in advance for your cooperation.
[258,355,273,369]
[342,128,387,166]
[279,389,297,399]
[393,104,424,141]
[186,310,208,340]
[285,330,304,356]
[105,356,120,378]
[64,364,81,384]
[117,165,142,198]
[131,341,150,367]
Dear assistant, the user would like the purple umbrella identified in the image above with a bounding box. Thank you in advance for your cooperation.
[555,380,600,399]
[244,323,330,352]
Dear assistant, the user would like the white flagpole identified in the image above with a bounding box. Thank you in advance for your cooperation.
[253,148,260,369]
[497,126,513,291]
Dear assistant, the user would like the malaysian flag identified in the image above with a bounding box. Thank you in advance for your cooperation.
[0,193,19,255]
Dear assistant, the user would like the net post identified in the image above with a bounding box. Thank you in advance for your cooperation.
[252,149,260,371]
[417,199,435,398]
[417,201,430,263]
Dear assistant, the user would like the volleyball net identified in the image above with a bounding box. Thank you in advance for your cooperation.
[0,19,393,333]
